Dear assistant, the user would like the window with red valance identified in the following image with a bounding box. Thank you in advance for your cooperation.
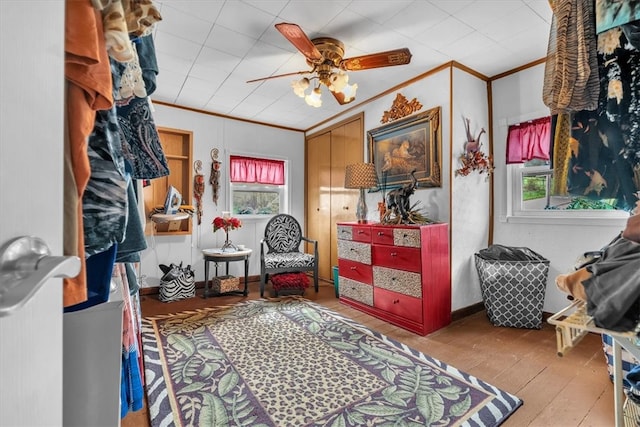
[506,116,551,164]
[230,155,285,185]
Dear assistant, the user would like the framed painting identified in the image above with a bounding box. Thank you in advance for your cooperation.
[368,106,441,190]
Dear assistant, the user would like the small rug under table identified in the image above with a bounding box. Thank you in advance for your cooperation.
[141,298,522,426]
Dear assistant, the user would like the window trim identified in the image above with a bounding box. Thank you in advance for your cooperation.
[228,153,290,218]
[506,163,630,226]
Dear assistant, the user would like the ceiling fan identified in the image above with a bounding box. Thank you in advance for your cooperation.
[247,23,412,107]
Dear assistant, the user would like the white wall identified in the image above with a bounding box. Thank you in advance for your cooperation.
[491,64,627,313]
[139,104,305,286]
[451,68,491,311]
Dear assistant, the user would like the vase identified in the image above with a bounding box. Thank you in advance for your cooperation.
[220,229,238,252]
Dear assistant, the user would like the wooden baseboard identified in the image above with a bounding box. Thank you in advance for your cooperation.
[140,275,261,295]
[451,302,484,322]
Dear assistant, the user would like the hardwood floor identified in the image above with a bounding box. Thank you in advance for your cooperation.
[122,280,616,427]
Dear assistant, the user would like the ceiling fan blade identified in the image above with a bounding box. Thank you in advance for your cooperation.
[340,48,412,71]
[275,23,323,64]
[246,70,309,84]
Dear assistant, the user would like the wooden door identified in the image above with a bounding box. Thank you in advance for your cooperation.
[330,117,364,269]
[306,113,364,281]
[306,132,332,280]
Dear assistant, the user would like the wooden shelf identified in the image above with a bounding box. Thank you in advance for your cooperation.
[143,127,193,236]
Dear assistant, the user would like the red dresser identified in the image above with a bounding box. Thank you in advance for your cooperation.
[337,222,451,335]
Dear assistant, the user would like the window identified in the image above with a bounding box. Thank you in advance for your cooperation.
[506,115,631,223]
[509,160,629,222]
[229,155,288,216]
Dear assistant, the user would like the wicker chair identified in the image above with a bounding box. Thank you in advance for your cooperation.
[260,214,318,297]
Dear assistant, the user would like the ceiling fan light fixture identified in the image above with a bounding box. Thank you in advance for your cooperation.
[340,82,358,103]
[305,86,322,107]
[328,70,349,92]
[291,77,310,97]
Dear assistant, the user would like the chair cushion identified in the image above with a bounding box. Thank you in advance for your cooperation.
[264,214,302,253]
[264,252,315,269]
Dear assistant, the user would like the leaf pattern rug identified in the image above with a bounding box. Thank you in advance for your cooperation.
[141,298,522,426]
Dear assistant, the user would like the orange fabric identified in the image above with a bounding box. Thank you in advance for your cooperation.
[63,0,114,306]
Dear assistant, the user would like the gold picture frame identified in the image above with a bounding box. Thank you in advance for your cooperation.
[368,106,441,190]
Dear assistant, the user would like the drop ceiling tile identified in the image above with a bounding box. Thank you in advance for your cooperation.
[154,31,202,62]
[176,76,217,107]
[154,4,214,43]
[385,1,450,39]
[215,1,277,39]
[346,0,413,25]
[155,52,194,78]
[205,24,257,58]
[156,0,224,22]
[193,46,242,73]
[277,1,350,34]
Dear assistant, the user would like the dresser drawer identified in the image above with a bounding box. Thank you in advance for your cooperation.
[374,287,422,324]
[337,240,371,264]
[338,224,372,242]
[373,266,421,298]
[340,277,373,306]
[371,226,395,245]
[393,228,421,248]
[339,259,372,284]
[372,245,421,273]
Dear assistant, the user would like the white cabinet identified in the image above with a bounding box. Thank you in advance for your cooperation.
[63,288,124,427]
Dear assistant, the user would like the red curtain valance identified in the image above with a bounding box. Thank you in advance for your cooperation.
[506,116,551,164]
[230,155,285,185]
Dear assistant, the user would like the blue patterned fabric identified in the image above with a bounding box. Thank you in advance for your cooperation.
[83,105,128,256]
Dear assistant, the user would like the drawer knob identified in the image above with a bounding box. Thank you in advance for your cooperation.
[358,230,364,234]
[377,231,384,236]
[350,266,356,270]
[390,252,397,257]
[393,299,400,304]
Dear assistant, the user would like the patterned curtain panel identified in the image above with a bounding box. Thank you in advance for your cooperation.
[230,155,285,185]
[506,116,551,164]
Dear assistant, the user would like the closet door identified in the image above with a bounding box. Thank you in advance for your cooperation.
[306,132,332,280]
[330,117,364,269]
[306,113,364,282]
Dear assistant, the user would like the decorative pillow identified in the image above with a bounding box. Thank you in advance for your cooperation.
[270,272,310,291]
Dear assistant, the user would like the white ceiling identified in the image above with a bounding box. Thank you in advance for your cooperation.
[150,0,552,131]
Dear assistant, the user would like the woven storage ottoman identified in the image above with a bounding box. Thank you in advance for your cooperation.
[211,275,240,294]
[474,245,550,329]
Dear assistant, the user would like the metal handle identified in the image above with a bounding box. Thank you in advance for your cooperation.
[0,236,81,317]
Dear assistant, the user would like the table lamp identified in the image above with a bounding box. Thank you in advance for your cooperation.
[344,163,378,223]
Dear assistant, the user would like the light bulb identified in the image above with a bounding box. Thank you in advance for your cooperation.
[341,83,358,102]
[291,77,310,98]
[305,87,322,107]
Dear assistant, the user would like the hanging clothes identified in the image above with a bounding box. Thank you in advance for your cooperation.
[64,0,114,307]
[543,0,600,114]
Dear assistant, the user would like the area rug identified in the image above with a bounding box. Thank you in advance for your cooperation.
[141,298,522,426]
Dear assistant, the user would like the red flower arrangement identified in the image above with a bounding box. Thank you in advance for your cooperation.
[212,216,242,233]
